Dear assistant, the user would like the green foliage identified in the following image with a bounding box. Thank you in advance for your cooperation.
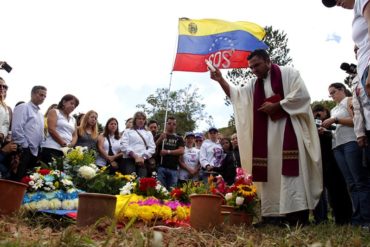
[74,168,131,195]
[136,84,208,133]
[311,100,336,111]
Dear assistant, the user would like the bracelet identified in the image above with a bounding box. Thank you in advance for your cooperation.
[335,117,339,124]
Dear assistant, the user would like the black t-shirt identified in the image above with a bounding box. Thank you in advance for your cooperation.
[156,133,184,170]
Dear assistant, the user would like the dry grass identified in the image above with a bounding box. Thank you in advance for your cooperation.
[0,212,370,247]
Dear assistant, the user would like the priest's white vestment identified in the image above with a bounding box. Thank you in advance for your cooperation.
[230,66,322,216]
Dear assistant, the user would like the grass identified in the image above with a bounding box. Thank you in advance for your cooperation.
[0,212,370,247]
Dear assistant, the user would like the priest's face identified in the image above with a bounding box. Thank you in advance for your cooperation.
[248,56,271,79]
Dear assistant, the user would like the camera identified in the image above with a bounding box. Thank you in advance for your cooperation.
[314,113,336,130]
[0,62,12,73]
[340,62,357,75]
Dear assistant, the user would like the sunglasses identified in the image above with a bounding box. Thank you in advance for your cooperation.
[195,140,202,143]
[0,84,8,90]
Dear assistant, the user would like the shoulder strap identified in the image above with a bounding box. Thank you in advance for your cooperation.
[135,129,148,150]
[106,136,114,155]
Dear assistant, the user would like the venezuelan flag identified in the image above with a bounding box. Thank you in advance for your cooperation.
[173,18,268,72]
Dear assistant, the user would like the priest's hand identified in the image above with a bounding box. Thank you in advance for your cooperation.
[258,101,281,116]
[210,67,223,82]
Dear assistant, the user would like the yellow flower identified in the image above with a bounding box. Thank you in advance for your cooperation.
[237,184,257,198]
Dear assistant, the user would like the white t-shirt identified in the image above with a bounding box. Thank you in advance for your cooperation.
[199,139,224,168]
[42,109,76,150]
[353,0,370,80]
[179,146,200,180]
[96,135,121,167]
[331,97,357,148]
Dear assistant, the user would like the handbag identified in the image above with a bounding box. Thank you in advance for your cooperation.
[134,129,156,169]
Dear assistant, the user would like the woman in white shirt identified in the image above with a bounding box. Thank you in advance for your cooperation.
[120,111,155,177]
[96,117,123,173]
[322,82,370,227]
[41,94,79,166]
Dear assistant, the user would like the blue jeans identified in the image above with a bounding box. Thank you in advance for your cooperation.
[157,166,178,190]
[333,141,370,226]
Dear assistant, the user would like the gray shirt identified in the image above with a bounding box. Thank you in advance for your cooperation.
[12,102,44,156]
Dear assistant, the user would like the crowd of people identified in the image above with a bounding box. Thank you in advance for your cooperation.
[0,80,241,196]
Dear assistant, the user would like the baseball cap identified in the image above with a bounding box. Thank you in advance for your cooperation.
[185,131,195,138]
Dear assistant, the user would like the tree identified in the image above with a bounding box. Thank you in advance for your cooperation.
[136,84,208,135]
[225,26,293,126]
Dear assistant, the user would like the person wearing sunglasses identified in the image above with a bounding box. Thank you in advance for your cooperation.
[0,77,11,144]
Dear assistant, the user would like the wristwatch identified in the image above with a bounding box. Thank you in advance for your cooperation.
[334,117,339,124]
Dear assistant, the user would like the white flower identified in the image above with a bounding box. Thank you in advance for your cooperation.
[235,196,245,206]
[73,199,79,208]
[78,166,96,179]
[62,199,76,210]
[49,199,62,210]
[61,147,71,155]
[225,193,233,201]
[119,182,134,195]
[36,199,50,210]
[61,178,73,186]
[25,202,38,211]
[88,163,99,172]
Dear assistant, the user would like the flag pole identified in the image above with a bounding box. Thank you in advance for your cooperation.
[160,18,183,165]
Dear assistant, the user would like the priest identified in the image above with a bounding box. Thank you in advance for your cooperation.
[210,49,322,226]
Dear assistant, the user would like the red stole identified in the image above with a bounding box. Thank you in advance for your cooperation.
[252,64,299,182]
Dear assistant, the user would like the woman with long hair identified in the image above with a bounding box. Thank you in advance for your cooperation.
[76,110,99,152]
[322,82,370,227]
[96,118,123,172]
[40,94,79,165]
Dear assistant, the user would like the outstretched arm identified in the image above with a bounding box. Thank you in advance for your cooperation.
[210,67,230,98]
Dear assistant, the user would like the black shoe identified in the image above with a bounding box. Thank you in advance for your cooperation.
[253,217,287,228]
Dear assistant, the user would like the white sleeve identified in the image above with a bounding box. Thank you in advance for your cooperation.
[199,143,209,168]
[144,131,156,157]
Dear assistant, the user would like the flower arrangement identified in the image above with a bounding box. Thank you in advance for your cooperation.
[22,189,79,211]
[74,165,135,195]
[62,146,96,167]
[224,168,258,215]
[21,167,75,193]
[119,176,169,200]
[115,194,190,223]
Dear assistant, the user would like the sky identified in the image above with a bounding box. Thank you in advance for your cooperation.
[0,0,356,132]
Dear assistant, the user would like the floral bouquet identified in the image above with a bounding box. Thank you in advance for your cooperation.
[115,194,190,224]
[21,167,79,211]
[120,176,169,200]
[224,168,258,215]
[74,165,135,195]
[61,146,96,175]
[21,167,74,193]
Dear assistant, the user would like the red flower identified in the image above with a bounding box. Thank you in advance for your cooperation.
[170,188,183,199]
[39,169,51,175]
[21,176,31,185]
[139,177,157,192]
